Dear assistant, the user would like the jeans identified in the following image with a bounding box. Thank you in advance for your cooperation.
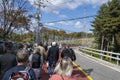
[48,61,56,76]
[38,56,43,79]
[33,68,40,80]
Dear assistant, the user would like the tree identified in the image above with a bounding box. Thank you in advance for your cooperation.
[41,27,49,42]
[92,0,120,52]
[58,30,66,40]
[0,0,33,40]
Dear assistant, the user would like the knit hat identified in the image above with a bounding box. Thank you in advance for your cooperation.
[52,42,56,46]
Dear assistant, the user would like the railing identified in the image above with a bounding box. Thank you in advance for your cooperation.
[79,46,120,65]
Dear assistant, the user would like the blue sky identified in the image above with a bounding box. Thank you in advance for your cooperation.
[28,0,111,33]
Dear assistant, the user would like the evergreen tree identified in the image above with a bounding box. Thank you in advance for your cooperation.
[92,0,120,52]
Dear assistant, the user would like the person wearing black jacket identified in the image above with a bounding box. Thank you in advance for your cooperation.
[0,42,17,79]
[61,45,76,61]
[47,42,59,77]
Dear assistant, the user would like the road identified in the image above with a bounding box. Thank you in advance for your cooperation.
[74,48,120,80]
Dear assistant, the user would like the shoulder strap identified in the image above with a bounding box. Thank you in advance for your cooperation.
[61,75,64,80]
[24,67,31,80]
[25,67,31,72]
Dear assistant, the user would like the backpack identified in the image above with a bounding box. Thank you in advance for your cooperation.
[68,48,76,61]
[32,53,41,68]
[9,67,31,80]
[61,48,70,58]
[61,48,76,61]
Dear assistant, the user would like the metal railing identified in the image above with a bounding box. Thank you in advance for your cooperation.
[79,46,120,65]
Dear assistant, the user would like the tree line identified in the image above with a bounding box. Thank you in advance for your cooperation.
[0,0,32,40]
[92,0,120,52]
[5,27,93,43]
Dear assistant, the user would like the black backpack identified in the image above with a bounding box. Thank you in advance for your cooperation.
[68,48,76,61]
[61,48,76,61]
[61,48,71,58]
[32,53,41,68]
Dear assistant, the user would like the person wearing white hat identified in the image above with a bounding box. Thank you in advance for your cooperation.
[47,41,59,77]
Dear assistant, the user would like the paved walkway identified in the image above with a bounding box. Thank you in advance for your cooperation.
[40,61,91,80]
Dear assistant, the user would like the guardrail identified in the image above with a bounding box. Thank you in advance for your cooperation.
[79,46,120,65]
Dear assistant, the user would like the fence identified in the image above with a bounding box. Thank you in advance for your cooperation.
[79,46,120,65]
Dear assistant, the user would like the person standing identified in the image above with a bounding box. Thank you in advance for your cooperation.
[37,42,45,78]
[2,49,36,80]
[43,42,49,63]
[0,42,17,79]
[29,48,41,80]
[47,41,59,77]
[61,45,76,61]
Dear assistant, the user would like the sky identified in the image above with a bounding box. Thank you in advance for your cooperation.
[28,0,111,33]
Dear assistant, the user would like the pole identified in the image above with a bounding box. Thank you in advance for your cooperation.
[34,0,44,43]
[82,6,87,46]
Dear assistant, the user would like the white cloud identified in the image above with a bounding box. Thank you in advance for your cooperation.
[86,0,112,8]
[28,0,111,14]
[88,31,93,33]
[45,23,55,26]
[57,21,73,26]
[59,14,67,18]
[74,21,83,28]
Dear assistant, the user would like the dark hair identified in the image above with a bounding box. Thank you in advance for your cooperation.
[5,42,13,50]
[38,42,43,46]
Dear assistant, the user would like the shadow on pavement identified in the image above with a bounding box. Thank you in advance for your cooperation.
[83,68,94,75]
